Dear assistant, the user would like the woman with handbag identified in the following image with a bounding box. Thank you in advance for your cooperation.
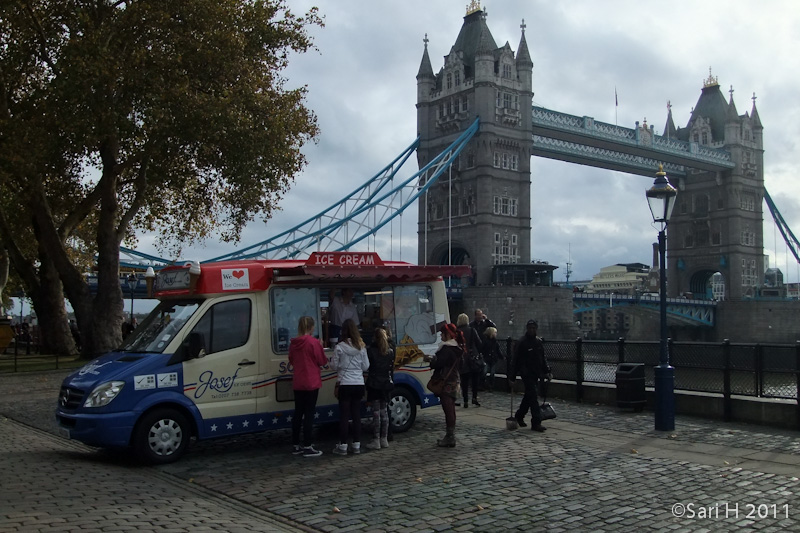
[425,323,465,448]
[456,313,483,408]
[330,319,370,455]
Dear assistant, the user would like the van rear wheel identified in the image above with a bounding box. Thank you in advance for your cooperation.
[133,408,190,465]
[388,387,416,433]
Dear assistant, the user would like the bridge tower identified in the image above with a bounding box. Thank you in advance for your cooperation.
[416,3,533,285]
[664,72,764,300]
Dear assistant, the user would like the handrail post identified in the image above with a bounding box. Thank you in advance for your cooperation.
[506,336,513,391]
[576,337,584,403]
[795,341,800,430]
[617,337,625,365]
[723,339,731,422]
[755,343,763,397]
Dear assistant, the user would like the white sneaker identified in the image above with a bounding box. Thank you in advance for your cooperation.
[292,444,304,455]
[364,438,381,450]
[333,443,348,456]
[302,445,322,457]
[350,442,361,454]
[380,437,389,448]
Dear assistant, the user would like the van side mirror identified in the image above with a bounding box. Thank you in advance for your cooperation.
[186,332,207,359]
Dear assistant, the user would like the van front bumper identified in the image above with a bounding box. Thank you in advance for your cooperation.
[56,409,138,449]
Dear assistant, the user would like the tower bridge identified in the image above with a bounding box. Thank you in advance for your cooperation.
[119,4,793,329]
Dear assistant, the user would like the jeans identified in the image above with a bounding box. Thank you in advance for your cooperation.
[515,376,542,425]
[460,371,480,403]
[292,389,319,446]
[337,384,365,444]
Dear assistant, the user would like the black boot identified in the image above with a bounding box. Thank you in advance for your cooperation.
[436,427,456,447]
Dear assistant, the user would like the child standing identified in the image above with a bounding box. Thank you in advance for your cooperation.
[288,316,328,457]
[365,328,394,450]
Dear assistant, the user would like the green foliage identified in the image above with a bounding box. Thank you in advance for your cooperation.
[0,0,323,354]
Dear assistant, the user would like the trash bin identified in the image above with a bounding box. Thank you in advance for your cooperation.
[615,363,645,412]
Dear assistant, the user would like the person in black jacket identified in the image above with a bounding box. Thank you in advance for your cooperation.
[365,328,394,450]
[456,313,482,407]
[509,319,551,432]
[469,309,496,390]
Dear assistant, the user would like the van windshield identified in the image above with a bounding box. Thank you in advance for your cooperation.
[121,300,202,353]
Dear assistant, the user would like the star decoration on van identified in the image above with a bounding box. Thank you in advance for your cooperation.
[211,424,218,432]
[242,420,249,428]
[226,422,233,430]
[257,419,264,426]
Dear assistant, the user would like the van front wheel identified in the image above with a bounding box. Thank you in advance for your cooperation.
[133,408,190,465]
[388,387,416,433]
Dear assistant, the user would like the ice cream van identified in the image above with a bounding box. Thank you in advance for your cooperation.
[56,252,470,464]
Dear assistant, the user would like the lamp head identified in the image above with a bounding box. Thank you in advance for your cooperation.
[646,164,678,226]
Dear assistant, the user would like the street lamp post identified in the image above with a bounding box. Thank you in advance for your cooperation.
[646,164,678,431]
[126,273,138,325]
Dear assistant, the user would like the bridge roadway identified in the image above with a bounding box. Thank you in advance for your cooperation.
[531,106,735,178]
[573,292,716,327]
[2,369,798,532]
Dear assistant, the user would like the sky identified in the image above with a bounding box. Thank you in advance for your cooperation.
[16,1,799,319]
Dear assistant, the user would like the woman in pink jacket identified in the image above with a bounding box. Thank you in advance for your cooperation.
[289,316,328,457]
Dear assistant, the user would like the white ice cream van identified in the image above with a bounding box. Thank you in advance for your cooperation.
[56,252,469,464]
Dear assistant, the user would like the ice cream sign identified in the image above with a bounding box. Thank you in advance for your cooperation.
[305,252,384,266]
[221,268,250,290]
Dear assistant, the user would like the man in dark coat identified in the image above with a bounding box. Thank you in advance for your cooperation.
[509,319,551,432]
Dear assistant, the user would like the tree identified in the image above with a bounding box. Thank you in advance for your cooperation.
[0,0,322,356]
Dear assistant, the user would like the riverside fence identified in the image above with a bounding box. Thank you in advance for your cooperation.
[495,337,800,427]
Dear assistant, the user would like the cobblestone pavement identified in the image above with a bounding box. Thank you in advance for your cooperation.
[1,370,799,532]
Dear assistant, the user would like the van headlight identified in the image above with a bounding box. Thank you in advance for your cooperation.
[83,381,126,408]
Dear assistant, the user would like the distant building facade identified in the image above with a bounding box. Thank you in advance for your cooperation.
[586,263,650,295]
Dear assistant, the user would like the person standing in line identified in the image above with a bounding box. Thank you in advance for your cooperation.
[482,326,504,391]
[509,319,551,432]
[424,323,465,448]
[331,318,370,455]
[469,309,496,391]
[288,316,328,457]
[328,288,359,345]
[364,328,394,450]
[456,313,482,407]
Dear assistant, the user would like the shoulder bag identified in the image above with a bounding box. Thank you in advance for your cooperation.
[427,354,459,396]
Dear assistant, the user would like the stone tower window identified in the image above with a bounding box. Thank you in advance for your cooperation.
[455,70,461,86]
[447,73,452,90]
[502,63,512,79]
[740,193,755,212]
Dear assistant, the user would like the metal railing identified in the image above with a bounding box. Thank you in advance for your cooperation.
[495,337,800,426]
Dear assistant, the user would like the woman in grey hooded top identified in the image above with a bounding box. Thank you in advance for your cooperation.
[330,319,370,455]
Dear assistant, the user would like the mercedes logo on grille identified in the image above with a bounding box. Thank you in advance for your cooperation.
[59,389,70,407]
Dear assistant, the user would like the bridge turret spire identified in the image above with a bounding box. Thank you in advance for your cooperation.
[751,92,763,129]
[516,18,533,69]
[663,100,677,140]
[416,33,434,81]
[726,85,739,122]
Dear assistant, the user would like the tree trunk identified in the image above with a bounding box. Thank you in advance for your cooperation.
[0,249,8,307]
[29,256,75,356]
